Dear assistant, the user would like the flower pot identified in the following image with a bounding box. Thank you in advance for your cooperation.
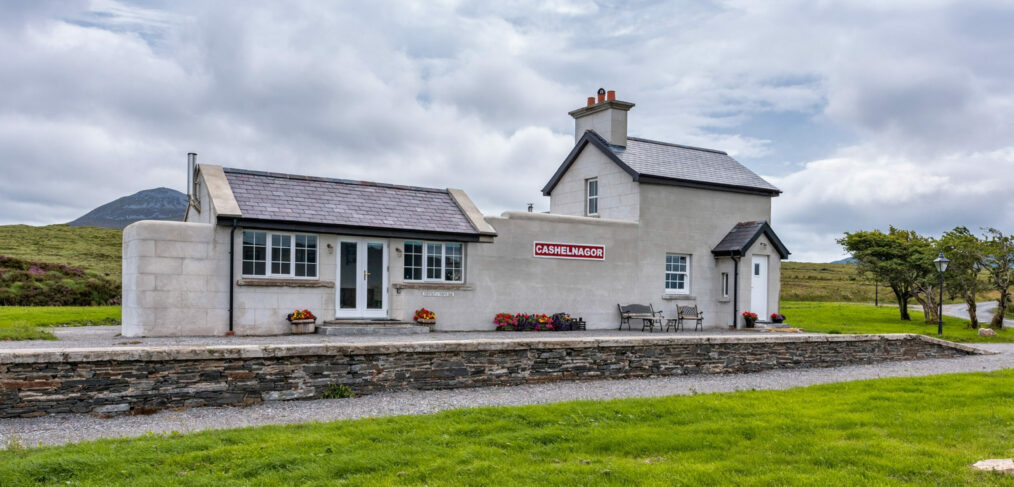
[743,318,756,329]
[415,318,436,325]
[289,319,316,334]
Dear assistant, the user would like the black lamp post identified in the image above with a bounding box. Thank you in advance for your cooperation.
[933,252,950,336]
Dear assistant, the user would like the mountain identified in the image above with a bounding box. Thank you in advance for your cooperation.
[831,257,858,264]
[68,187,187,229]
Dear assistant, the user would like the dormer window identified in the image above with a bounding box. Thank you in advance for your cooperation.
[586,178,599,216]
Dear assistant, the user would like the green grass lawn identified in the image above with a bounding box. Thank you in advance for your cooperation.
[782,301,1012,343]
[3,371,1014,485]
[0,306,120,341]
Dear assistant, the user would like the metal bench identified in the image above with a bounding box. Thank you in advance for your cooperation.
[617,304,664,332]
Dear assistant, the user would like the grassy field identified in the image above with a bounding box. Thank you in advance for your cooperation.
[0,306,120,341]
[0,224,122,282]
[782,301,1011,343]
[780,262,885,302]
[2,371,1014,485]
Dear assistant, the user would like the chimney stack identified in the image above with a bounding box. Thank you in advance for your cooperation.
[568,88,635,146]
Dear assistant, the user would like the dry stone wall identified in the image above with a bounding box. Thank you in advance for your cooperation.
[0,334,983,418]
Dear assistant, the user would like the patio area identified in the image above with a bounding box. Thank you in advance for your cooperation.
[0,325,809,351]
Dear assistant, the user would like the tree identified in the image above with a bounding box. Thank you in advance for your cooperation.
[938,227,985,328]
[982,228,1014,329]
[907,236,942,325]
[839,227,932,321]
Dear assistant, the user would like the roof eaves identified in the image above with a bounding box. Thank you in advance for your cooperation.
[636,174,782,196]
[219,216,482,242]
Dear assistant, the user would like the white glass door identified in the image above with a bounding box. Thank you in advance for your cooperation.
[750,255,769,319]
[336,238,388,318]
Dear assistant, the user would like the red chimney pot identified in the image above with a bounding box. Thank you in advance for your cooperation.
[597,91,606,103]
[607,90,616,101]
[586,97,595,106]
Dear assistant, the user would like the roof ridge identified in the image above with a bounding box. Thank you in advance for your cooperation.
[222,167,449,194]
[626,136,728,155]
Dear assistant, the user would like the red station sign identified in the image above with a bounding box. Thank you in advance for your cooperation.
[533,241,605,261]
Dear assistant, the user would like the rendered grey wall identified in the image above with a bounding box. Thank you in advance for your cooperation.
[548,146,640,221]
[395,212,639,330]
[228,231,338,335]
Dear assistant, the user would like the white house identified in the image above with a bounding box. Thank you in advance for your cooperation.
[122,89,789,336]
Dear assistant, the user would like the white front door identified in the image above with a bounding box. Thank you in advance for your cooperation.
[336,238,388,318]
[751,255,769,319]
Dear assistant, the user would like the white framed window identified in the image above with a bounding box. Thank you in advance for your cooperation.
[404,241,464,283]
[242,231,266,276]
[721,272,730,298]
[664,253,690,294]
[242,231,318,278]
[586,178,599,216]
[403,241,423,280]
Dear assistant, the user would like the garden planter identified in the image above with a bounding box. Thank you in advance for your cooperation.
[289,319,316,334]
[415,318,436,325]
[743,318,756,328]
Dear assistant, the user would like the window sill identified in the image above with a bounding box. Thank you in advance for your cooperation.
[237,278,334,288]
[661,294,696,301]
[394,282,473,291]
[717,298,731,303]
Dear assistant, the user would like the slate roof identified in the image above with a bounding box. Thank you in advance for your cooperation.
[222,168,479,236]
[712,221,790,259]
[542,131,780,196]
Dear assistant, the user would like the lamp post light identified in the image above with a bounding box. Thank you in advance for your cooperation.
[933,252,950,336]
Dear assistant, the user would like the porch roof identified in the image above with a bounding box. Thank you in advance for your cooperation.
[712,221,790,259]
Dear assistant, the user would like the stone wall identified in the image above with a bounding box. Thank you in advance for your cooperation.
[122,221,231,336]
[0,334,983,418]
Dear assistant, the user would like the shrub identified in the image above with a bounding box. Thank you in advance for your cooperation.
[321,383,355,399]
[0,255,119,306]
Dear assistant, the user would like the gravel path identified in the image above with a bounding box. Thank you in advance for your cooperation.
[3,343,1010,449]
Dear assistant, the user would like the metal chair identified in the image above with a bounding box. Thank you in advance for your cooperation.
[677,305,704,332]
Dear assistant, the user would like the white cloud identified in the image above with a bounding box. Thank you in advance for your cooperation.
[0,0,1012,266]
[772,145,1014,261]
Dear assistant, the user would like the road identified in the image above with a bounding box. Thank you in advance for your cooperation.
[942,301,1014,328]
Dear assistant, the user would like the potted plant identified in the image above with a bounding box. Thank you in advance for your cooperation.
[414,308,436,325]
[533,314,553,331]
[494,312,517,331]
[287,309,317,334]
[770,313,786,324]
[550,313,573,331]
[742,311,758,328]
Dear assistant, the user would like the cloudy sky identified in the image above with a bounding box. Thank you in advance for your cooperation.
[2,0,1013,261]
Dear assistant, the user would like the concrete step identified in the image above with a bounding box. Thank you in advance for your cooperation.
[316,321,430,335]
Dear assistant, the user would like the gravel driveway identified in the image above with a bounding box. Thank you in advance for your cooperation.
[3,342,1010,449]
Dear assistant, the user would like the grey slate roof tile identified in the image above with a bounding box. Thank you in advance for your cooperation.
[609,135,780,193]
[223,168,478,235]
